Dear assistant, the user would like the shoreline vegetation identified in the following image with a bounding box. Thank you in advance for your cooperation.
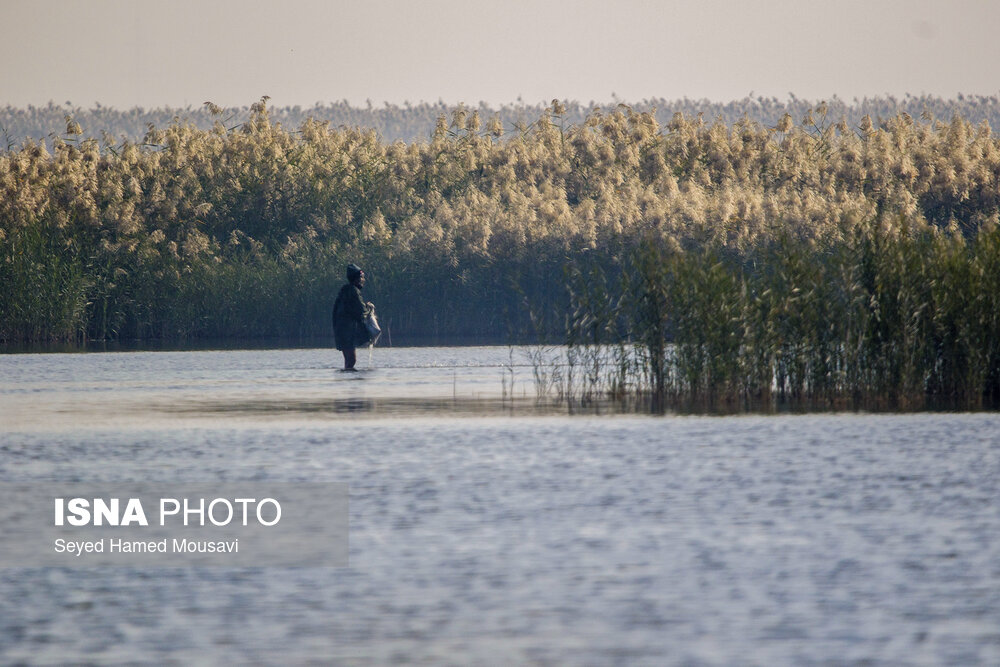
[2,96,999,410]
[527,219,1000,413]
[4,93,1000,147]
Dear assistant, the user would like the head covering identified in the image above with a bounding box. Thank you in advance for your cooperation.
[346,263,363,282]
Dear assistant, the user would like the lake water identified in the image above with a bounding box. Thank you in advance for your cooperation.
[1,346,998,665]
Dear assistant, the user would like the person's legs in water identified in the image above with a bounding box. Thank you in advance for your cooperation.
[343,347,357,370]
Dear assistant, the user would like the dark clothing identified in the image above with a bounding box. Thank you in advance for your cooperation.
[342,347,357,370]
[332,282,371,352]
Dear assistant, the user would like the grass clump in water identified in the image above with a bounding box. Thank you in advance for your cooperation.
[532,216,1000,413]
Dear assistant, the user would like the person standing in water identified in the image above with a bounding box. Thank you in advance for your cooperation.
[332,263,374,370]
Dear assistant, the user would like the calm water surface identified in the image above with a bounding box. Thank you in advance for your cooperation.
[1,346,998,665]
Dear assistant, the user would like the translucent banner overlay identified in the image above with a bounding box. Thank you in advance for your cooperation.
[0,483,348,567]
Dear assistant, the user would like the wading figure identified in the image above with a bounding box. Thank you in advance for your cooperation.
[332,264,374,370]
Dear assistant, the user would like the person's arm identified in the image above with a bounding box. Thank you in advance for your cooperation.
[347,287,367,323]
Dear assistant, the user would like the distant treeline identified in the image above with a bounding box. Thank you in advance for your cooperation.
[2,98,999,364]
[3,93,1000,146]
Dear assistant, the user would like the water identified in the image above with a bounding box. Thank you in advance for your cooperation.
[1,346,998,665]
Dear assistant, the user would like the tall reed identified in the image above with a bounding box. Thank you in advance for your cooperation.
[537,217,1000,412]
[3,100,1000,347]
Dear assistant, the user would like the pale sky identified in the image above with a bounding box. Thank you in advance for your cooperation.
[3,0,998,109]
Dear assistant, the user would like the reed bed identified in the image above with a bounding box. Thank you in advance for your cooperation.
[3,98,1000,351]
[532,218,1000,412]
[6,94,1000,147]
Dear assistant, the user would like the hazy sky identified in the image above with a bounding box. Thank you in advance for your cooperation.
[3,0,998,109]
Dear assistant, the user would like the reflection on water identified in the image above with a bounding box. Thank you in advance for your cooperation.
[175,396,551,417]
[0,345,534,430]
[1,346,998,664]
